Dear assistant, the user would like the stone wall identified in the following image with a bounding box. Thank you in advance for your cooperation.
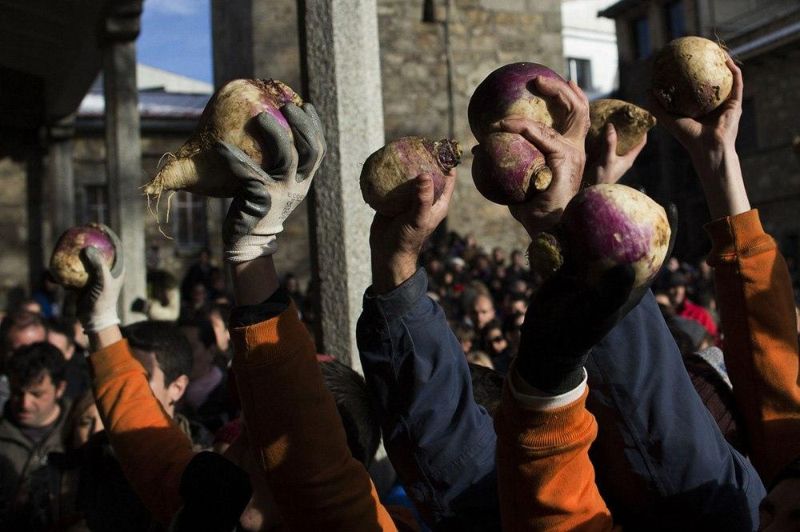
[237,0,565,285]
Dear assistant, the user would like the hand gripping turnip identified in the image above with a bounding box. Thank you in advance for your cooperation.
[360,136,461,216]
[587,99,656,158]
[652,37,733,118]
[145,79,303,200]
[468,62,568,205]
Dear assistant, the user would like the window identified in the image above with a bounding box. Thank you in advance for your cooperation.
[566,58,593,91]
[665,1,686,40]
[632,16,651,59]
[83,185,109,224]
[172,191,208,251]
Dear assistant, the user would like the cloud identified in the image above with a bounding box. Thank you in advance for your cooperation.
[145,0,199,16]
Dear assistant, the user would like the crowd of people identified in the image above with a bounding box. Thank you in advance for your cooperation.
[0,53,799,532]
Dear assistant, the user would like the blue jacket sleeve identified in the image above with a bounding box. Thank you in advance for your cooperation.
[585,290,765,531]
[357,269,500,531]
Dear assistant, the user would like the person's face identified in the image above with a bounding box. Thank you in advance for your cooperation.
[21,301,43,314]
[486,328,508,354]
[73,402,104,448]
[511,252,525,267]
[48,331,75,361]
[492,248,505,263]
[192,284,207,305]
[8,324,47,351]
[460,338,473,354]
[131,348,186,417]
[9,372,65,428]
[759,477,800,531]
[285,277,299,293]
[668,284,686,306]
[472,297,495,330]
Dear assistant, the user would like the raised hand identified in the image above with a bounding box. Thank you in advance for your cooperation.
[369,170,457,293]
[584,123,647,185]
[501,77,591,237]
[77,224,124,333]
[219,103,326,263]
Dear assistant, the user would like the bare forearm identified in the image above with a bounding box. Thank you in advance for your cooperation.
[231,256,279,306]
[693,146,750,220]
[89,326,123,351]
[371,251,419,295]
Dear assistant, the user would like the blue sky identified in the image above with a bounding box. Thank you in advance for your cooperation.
[138,0,213,82]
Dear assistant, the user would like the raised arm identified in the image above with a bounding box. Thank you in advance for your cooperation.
[219,105,398,531]
[653,55,800,486]
[81,229,248,529]
[357,171,499,529]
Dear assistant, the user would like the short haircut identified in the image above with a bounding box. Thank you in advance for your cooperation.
[7,342,66,386]
[179,318,217,350]
[1,310,46,344]
[122,321,193,386]
[320,359,381,469]
[47,318,76,346]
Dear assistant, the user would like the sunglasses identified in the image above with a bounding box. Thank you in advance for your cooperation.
[489,335,504,343]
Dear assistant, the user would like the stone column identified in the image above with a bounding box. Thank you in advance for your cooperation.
[298,0,385,368]
[103,0,146,324]
[47,117,77,239]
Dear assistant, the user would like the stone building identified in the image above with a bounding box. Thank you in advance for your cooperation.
[212,0,566,280]
[0,65,227,310]
[599,0,800,268]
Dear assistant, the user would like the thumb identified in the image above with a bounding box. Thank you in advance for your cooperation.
[411,174,435,227]
[604,123,618,160]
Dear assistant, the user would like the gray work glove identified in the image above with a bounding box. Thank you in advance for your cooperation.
[77,225,125,333]
[218,103,326,263]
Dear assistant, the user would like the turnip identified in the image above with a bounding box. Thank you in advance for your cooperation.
[652,36,732,118]
[145,79,303,199]
[471,132,551,205]
[360,136,461,216]
[50,224,117,289]
[468,62,566,205]
[587,99,655,157]
[468,62,566,140]
[529,184,670,291]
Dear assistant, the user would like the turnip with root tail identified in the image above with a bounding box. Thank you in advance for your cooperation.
[144,78,303,202]
[50,224,118,289]
[471,132,552,205]
[360,136,461,216]
[587,99,656,157]
[468,62,567,204]
[529,184,671,294]
[652,36,733,118]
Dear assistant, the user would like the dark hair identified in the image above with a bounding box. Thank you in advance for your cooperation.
[7,342,66,386]
[122,321,193,386]
[1,310,47,357]
[469,363,503,415]
[320,359,381,468]
[47,318,76,346]
[179,318,217,350]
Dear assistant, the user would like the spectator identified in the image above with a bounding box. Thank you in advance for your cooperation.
[31,272,61,319]
[658,269,719,341]
[0,342,67,527]
[480,320,512,374]
[47,317,90,401]
[180,248,213,302]
[469,293,496,331]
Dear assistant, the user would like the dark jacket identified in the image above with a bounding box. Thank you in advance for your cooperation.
[357,269,764,531]
[0,405,68,527]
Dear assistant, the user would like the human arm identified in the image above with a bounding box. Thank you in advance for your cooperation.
[222,105,398,530]
[358,171,500,529]
[583,123,648,185]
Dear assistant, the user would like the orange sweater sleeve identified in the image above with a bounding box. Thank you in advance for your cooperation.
[706,209,800,484]
[89,339,195,524]
[230,304,400,532]
[494,384,616,532]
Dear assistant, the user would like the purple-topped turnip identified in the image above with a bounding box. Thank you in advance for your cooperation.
[468,62,566,205]
[529,184,670,291]
[50,224,117,289]
[360,136,461,216]
[145,78,303,199]
[471,132,552,205]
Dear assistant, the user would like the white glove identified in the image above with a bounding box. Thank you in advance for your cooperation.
[77,225,124,333]
[219,103,326,263]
